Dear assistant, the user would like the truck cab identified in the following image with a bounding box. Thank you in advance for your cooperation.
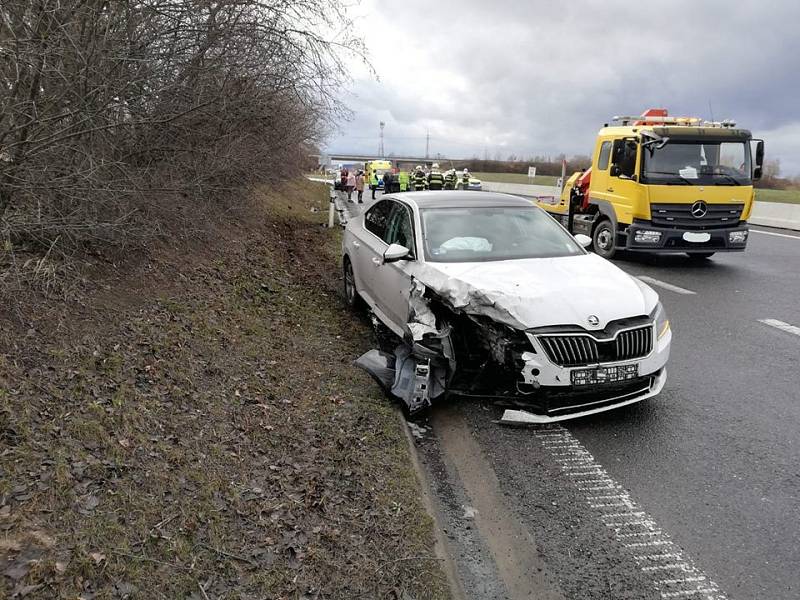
[542,110,765,259]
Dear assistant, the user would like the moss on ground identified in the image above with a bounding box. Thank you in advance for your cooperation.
[0,180,451,599]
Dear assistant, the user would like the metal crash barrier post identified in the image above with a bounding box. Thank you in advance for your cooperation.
[328,182,336,228]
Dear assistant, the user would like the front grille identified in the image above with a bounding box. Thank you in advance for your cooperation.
[538,326,653,367]
[650,203,744,229]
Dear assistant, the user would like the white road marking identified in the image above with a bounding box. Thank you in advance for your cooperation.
[637,275,697,296]
[750,229,800,240]
[533,427,727,600]
[759,318,800,337]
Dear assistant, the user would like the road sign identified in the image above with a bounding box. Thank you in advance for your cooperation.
[527,166,537,178]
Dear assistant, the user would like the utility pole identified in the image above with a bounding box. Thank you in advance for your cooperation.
[425,130,430,159]
[379,121,385,157]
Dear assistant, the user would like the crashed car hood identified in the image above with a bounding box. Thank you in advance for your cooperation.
[407,253,658,331]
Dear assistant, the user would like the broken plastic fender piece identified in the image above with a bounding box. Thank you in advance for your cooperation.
[353,349,396,390]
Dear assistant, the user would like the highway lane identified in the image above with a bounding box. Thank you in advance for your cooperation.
[565,229,800,599]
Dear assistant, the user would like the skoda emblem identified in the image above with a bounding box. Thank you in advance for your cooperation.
[691,200,708,219]
[587,315,600,326]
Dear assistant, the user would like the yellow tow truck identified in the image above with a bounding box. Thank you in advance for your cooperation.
[539,109,765,259]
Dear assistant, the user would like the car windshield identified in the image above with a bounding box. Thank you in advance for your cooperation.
[641,140,752,185]
[420,206,584,262]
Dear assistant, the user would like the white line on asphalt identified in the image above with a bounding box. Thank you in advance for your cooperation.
[536,426,728,600]
[759,318,800,337]
[661,589,719,599]
[750,229,800,240]
[637,275,697,296]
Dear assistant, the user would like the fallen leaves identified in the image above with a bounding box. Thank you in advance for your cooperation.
[0,182,450,599]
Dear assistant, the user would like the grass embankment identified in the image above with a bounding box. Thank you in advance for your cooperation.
[755,188,800,204]
[0,180,450,599]
[472,172,560,186]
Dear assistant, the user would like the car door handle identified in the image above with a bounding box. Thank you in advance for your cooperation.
[371,257,381,266]
[352,241,360,248]
[607,187,614,192]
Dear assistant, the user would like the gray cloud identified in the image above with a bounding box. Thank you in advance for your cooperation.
[328,0,800,174]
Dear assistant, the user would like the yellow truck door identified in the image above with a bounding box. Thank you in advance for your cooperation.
[605,138,640,225]
[589,139,613,206]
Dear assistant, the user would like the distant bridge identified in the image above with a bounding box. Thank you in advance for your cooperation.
[313,153,465,169]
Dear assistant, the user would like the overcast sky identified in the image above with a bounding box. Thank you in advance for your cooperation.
[326,0,800,175]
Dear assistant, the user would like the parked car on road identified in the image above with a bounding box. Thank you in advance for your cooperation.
[342,191,671,422]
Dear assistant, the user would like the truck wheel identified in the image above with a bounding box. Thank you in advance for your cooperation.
[343,257,361,310]
[592,219,617,259]
[686,252,715,260]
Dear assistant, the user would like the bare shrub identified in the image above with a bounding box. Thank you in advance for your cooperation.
[0,0,364,274]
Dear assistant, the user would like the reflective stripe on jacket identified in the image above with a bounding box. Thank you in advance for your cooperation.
[428,171,444,190]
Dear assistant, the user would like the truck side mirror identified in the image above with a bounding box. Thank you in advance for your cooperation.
[752,139,764,180]
[610,165,621,177]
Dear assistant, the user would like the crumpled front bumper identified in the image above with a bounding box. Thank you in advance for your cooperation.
[501,368,667,424]
[501,326,671,423]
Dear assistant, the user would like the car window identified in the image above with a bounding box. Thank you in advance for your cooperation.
[364,200,392,239]
[384,203,416,256]
[421,206,584,262]
[597,141,612,170]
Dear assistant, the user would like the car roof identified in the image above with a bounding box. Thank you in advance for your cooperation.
[383,191,534,210]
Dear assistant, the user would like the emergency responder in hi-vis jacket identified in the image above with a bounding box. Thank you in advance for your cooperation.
[427,163,445,190]
[413,166,427,191]
[443,169,457,190]
[459,168,471,190]
[398,170,410,192]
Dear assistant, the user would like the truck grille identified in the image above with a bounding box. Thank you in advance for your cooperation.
[650,203,744,229]
[538,326,653,367]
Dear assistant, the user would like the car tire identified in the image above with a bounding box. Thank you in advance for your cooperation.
[686,252,715,260]
[592,219,617,259]
[343,257,361,310]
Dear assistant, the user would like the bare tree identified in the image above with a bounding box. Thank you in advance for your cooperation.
[0,0,365,258]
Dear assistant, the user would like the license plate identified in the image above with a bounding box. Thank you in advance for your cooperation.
[571,363,639,386]
[682,232,711,243]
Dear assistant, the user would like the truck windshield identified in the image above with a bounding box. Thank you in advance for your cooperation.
[641,141,752,186]
[421,206,584,262]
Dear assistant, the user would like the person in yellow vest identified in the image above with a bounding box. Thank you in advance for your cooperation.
[398,170,410,192]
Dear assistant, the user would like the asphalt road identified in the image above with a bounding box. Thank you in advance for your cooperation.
[566,229,800,599]
[417,227,800,600]
[337,190,800,598]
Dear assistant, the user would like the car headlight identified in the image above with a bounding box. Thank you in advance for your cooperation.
[651,301,670,339]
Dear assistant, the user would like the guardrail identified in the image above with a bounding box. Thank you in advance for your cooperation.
[749,202,800,231]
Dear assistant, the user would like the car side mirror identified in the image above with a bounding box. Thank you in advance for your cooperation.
[610,165,621,177]
[383,243,411,263]
[574,234,592,248]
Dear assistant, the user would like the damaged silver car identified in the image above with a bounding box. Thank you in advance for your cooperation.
[342,191,671,423]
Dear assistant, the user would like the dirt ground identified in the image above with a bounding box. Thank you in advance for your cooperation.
[0,180,451,599]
